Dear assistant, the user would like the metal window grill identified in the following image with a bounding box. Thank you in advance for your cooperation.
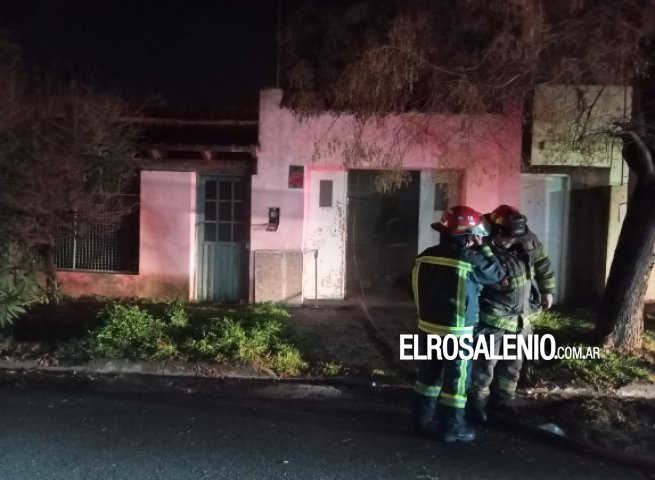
[55,194,140,273]
[202,178,246,243]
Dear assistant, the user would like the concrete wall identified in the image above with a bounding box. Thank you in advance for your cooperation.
[531,84,630,168]
[526,171,655,304]
[525,85,655,303]
[647,263,655,301]
[252,89,523,301]
[605,186,628,280]
[566,185,611,302]
[521,166,610,302]
[254,250,303,303]
[57,170,196,300]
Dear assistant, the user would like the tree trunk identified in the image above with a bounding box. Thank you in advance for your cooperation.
[42,243,58,298]
[596,180,655,349]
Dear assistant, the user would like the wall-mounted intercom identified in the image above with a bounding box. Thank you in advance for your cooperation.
[266,207,280,231]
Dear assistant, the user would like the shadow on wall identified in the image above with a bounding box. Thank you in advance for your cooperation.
[565,185,610,304]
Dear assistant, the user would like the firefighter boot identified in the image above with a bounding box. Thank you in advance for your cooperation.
[490,397,529,417]
[411,395,439,437]
[438,423,477,443]
[493,400,519,416]
[466,398,488,424]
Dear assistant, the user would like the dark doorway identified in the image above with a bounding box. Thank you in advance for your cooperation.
[346,170,420,300]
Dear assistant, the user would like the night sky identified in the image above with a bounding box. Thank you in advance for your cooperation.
[0,0,279,108]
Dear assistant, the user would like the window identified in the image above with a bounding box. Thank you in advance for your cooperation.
[319,180,333,207]
[434,183,449,211]
[202,178,247,243]
[55,192,140,273]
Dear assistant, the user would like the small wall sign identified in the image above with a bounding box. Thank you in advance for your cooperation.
[288,165,304,189]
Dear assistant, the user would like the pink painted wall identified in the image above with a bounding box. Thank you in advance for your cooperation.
[252,89,522,245]
[59,89,522,302]
[58,170,196,299]
[251,89,522,299]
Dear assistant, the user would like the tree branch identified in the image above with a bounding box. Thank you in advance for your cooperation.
[620,130,655,186]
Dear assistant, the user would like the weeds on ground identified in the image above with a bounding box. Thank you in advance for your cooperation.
[59,301,307,376]
[530,309,594,341]
[524,309,655,389]
[315,361,344,376]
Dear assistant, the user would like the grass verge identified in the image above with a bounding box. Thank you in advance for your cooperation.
[522,308,655,389]
[3,299,308,376]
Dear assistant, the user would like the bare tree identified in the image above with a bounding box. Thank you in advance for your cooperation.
[595,92,655,348]
[282,0,655,349]
[0,40,140,296]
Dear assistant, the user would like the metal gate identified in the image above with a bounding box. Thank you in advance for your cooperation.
[196,175,249,302]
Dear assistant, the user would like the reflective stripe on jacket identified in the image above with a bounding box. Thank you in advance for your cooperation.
[479,231,555,332]
[413,240,505,336]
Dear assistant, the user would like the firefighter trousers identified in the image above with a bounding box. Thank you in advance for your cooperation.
[412,332,472,433]
[468,323,532,406]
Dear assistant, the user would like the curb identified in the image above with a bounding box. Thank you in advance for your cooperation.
[0,358,413,405]
[1,357,654,471]
[523,384,655,400]
[0,358,276,380]
[0,357,410,391]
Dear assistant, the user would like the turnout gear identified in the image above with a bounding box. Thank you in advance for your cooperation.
[468,206,555,416]
[478,232,554,332]
[466,398,489,424]
[413,240,505,337]
[440,424,477,443]
[413,332,474,439]
[469,324,533,408]
[412,217,505,440]
[431,205,489,237]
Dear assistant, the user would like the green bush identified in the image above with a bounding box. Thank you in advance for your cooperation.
[0,232,44,328]
[317,361,343,377]
[60,301,307,375]
[87,304,171,359]
[165,302,189,329]
[271,344,307,376]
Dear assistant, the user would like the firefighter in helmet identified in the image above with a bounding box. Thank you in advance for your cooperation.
[412,205,505,442]
[467,205,555,422]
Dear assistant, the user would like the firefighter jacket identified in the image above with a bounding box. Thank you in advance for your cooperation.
[479,231,555,332]
[413,238,506,337]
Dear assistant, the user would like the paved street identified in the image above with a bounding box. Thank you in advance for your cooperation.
[0,379,648,480]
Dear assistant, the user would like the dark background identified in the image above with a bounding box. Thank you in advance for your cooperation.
[0,0,279,107]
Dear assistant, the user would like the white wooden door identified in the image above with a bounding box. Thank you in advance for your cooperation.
[520,174,569,302]
[303,169,347,300]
